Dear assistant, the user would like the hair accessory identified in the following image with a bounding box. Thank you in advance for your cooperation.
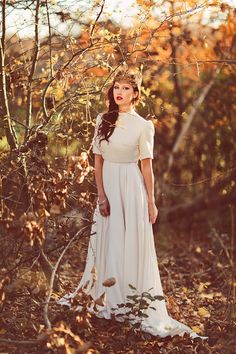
[113,67,142,89]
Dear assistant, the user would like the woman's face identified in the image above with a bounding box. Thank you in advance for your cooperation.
[113,81,138,107]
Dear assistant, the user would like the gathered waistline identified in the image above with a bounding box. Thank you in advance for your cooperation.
[103,159,138,165]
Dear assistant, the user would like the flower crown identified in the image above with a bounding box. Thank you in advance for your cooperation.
[113,68,142,90]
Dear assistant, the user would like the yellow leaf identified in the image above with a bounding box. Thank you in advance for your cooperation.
[198,307,210,318]
[199,293,214,299]
[191,325,202,334]
[198,281,211,292]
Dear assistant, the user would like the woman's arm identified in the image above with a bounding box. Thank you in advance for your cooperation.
[140,158,158,224]
[94,154,110,216]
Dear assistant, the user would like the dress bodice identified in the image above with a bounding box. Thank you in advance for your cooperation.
[92,110,155,163]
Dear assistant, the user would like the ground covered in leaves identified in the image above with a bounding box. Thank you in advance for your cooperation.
[0,227,235,353]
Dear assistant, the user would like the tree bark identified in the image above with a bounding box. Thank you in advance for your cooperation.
[24,0,41,141]
[0,0,18,149]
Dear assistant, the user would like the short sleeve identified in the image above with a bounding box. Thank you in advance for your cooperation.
[139,120,155,160]
[92,114,102,155]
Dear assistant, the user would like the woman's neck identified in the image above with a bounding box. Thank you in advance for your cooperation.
[119,105,135,113]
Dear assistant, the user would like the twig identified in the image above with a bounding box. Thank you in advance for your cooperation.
[24,0,41,141]
[90,0,106,45]
[45,0,53,78]
[0,336,47,346]
[167,66,222,174]
[211,228,233,268]
[43,224,91,329]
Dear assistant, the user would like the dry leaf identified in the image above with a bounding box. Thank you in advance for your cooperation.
[102,277,116,287]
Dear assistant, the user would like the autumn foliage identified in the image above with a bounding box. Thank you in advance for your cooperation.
[0,0,235,352]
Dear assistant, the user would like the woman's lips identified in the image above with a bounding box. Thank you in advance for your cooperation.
[116,96,123,100]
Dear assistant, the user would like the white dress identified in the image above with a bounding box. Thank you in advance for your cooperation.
[58,110,207,339]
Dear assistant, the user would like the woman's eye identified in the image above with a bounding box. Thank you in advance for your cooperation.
[113,86,130,90]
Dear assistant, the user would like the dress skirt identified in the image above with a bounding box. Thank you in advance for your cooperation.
[58,160,207,339]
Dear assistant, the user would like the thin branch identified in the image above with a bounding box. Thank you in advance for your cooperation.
[90,0,106,45]
[46,0,53,78]
[24,0,41,141]
[41,44,93,124]
[166,66,222,174]
[0,336,47,346]
[43,224,91,329]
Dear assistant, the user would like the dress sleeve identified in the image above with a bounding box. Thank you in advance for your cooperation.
[92,113,103,155]
[139,120,155,160]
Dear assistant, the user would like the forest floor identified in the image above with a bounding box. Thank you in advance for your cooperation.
[0,227,235,354]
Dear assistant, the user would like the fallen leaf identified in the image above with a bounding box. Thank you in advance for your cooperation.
[198,307,210,318]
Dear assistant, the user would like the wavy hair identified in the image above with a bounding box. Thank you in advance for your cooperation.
[97,72,141,144]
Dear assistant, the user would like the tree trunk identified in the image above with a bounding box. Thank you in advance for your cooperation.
[0,1,17,149]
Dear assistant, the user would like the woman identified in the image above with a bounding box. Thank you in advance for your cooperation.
[58,68,207,339]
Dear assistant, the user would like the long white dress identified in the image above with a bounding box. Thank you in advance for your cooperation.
[58,110,207,339]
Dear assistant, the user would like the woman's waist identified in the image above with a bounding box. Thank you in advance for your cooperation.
[103,158,138,165]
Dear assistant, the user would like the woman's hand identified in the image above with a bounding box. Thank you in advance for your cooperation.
[148,201,158,224]
[98,196,110,217]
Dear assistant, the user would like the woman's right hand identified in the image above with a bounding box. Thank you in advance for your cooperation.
[98,196,110,217]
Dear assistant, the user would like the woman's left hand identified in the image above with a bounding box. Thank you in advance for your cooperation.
[148,201,158,224]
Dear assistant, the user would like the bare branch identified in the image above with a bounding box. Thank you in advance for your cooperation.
[46,0,53,78]
[24,0,41,141]
[43,224,91,329]
[166,66,222,174]
[90,0,106,45]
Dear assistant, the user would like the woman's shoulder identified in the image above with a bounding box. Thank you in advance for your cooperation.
[95,112,105,125]
[133,112,154,128]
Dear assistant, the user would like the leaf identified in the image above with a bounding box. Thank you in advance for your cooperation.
[127,295,138,300]
[149,306,156,311]
[50,204,61,214]
[140,313,149,318]
[128,284,137,290]
[126,302,134,308]
[198,307,210,318]
[154,295,164,301]
[133,322,141,329]
[117,303,125,308]
[94,292,106,306]
[102,277,116,287]
[191,325,204,334]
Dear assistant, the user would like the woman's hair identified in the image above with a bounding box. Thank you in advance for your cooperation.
[97,69,142,143]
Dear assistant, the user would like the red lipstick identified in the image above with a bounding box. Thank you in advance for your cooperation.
[116,96,123,100]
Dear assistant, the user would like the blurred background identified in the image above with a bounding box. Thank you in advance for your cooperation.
[0,0,235,351]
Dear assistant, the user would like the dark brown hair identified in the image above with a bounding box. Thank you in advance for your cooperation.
[97,72,141,143]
